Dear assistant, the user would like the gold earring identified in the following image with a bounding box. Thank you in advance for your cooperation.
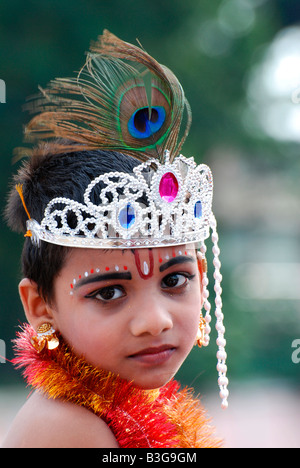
[195,313,206,348]
[31,323,59,353]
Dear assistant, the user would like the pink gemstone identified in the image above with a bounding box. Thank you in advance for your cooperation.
[159,172,179,203]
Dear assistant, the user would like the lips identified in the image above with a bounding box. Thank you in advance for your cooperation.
[128,345,176,365]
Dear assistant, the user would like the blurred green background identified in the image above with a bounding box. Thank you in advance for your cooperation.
[0,0,300,446]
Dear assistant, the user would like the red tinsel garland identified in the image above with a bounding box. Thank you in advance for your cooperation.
[12,324,221,448]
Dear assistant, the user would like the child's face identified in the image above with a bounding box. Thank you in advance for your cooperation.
[50,245,202,389]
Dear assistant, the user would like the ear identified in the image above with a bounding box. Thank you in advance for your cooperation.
[18,278,55,331]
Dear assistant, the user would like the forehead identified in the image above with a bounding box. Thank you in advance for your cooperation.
[64,245,196,270]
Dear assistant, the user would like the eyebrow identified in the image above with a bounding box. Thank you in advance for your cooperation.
[74,271,132,289]
[159,255,195,273]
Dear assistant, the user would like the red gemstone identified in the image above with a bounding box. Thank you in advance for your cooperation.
[159,172,179,203]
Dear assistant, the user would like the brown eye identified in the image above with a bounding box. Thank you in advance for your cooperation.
[162,273,191,289]
[86,286,125,302]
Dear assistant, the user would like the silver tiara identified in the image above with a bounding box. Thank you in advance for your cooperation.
[27,151,214,249]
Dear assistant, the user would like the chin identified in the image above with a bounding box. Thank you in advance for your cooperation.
[130,373,176,391]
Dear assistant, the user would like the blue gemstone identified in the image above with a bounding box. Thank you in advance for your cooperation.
[194,200,203,219]
[119,203,136,229]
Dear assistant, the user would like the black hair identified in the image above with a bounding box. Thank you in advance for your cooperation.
[5,143,140,302]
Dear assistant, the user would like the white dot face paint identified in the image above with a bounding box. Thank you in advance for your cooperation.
[143,261,149,275]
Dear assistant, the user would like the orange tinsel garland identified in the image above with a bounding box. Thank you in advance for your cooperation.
[13,324,221,448]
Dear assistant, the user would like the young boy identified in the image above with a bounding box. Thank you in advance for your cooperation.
[2,31,228,448]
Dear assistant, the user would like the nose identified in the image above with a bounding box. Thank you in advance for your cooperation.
[129,294,173,337]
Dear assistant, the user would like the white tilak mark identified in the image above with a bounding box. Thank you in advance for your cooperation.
[115,265,119,271]
[143,261,149,275]
[85,271,88,277]
[96,268,100,273]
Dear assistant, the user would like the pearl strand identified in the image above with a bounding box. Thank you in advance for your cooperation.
[210,215,229,410]
[199,244,212,346]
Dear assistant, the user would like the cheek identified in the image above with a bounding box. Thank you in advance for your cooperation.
[60,317,106,365]
[56,312,88,353]
[179,311,199,341]
[57,302,122,366]
[52,298,96,351]
[176,292,201,344]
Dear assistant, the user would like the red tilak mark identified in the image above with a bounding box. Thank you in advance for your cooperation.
[172,248,176,258]
[158,249,163,263]
[70,284,74,289]
[90,269,94,274]
[134,250,154,280]
[105,267,110,271]
[124,266,128,271]
[79,275,82,279]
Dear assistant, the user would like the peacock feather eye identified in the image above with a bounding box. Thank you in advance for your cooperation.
[128,106,166,139]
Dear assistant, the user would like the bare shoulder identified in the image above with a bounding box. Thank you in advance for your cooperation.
[1,391,118,448]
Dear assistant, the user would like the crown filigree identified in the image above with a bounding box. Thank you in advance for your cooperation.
[27,151,214,249]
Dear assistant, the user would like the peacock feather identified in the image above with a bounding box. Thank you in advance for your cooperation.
[21,30,191,163]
